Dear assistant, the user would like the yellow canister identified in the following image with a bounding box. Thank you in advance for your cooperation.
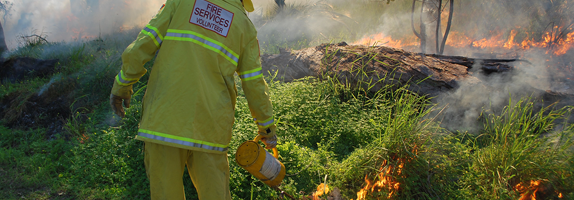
[235,135,286,187]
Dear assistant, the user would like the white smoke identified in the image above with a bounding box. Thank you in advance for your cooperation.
[4,0,165,49]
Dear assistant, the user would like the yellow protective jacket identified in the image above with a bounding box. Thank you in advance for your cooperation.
[111,0,275,154]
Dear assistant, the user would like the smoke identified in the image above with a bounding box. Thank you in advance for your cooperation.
[434,55,553,132]
[38,73,62,96]
[4,0,164,49]
[247,0,356,53]
[423,1,574,132]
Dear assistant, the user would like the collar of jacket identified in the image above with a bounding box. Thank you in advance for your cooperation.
[220,0,247,14]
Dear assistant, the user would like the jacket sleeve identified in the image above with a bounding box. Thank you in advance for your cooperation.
[111,0,176,97]
[237,38,276,137]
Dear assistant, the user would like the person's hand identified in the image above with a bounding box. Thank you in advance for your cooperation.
[260,134,277,149]
[110,94,131,118]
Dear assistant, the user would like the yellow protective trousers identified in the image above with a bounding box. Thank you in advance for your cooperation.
[144,142,231,200]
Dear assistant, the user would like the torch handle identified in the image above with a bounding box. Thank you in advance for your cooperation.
[253,135,279,159]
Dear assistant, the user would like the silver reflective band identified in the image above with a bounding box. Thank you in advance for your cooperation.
[138,132,228,152]
[258,119,274,127]
[144,27,163,45]
[117,72,137,85]
[165,32,239,63]
[239,71,262,79]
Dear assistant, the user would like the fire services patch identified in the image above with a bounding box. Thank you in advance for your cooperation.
[190,0,234,37]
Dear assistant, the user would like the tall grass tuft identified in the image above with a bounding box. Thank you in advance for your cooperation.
[457,99,574,199]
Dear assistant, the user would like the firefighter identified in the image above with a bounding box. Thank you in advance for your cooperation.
[109,0,277,199]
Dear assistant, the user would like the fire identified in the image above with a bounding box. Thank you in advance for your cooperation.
[503,30,518,49]
[312,183,330,200]
[348,145,418,200]
[350,159,404,200]
[353,26,574,56]
[77,133,89,144]
[514,180,563,200]
[351,159,404,200]
[66,14,98,40]
[352,33,418,49]
[446,28,574,55]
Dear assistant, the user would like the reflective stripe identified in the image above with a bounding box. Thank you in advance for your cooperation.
[164,29,239,66]
[239,71,262,80]
[257,117,275,128]
[238,67,263,81]
[141,25,163,47]
[138,129,228,152]
[115,70,139,86]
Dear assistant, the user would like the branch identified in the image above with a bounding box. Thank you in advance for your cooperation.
[22,34,48,44]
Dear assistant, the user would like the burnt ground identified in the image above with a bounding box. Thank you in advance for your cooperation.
[0,57,75,138]
[1,78,76,137]
[0,57,59,84]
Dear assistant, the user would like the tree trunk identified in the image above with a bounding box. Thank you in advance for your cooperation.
[411,0,421,39]
[439,0,454,55]
[0,21,7,57]
[275,0,285,8]
[420,0,427,54]
[435,0,442,54]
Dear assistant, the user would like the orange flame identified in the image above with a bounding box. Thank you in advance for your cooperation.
[312,183,330,200]
[352,33,418,49]
[77,134,89,144]
[349,146,419,200]
[514,180,563,200]
[353,26,574,56]
[350,159,404,200]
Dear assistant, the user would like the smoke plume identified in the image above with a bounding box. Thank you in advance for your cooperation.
[4,0,164,49]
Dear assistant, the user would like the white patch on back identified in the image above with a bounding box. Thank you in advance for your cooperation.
[190,0,234,37]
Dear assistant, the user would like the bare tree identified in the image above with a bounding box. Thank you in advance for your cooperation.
[434,0,453,55]
[0,1,12,56]
[275,0,285,9]
[411,0,427,54]
[411,0,454,55]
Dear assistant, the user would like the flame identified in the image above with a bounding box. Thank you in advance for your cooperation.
[353,26,574,56]
[77,134,89,144]
[503,30,518,49]
[66,14,98,40]
[352,33,418,49]
[350,159,404,200]
[312,183,330,200]
[514,180,563,200]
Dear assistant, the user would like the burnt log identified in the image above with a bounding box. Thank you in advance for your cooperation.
[262,43,473,96]
[429,54,528,74]
[260,43,573,104]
